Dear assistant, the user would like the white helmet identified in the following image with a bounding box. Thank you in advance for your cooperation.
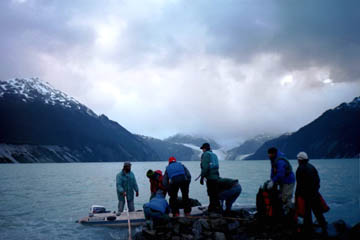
[297,151,308,161]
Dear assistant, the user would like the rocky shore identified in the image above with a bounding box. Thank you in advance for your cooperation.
[134,209,360,240]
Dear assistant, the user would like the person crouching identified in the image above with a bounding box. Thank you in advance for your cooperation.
[218,177,242,215]
[143,191,170,229]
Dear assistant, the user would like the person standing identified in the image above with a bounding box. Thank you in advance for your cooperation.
[162,156,192,217]
[116,162,139,214]
[267,147,295,215]
[295,152,327,234]
[200,143,221,213]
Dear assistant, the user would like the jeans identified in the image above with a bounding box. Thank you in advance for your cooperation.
[118,199,135,212]
[168,175,191,214]
[219,184,242,212]
[280,183,295,215]
[206,179,220,212]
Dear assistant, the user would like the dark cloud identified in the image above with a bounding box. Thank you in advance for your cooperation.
[0,0,359,145]
[175,0,360,83]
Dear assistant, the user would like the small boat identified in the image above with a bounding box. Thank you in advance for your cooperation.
[77,205,207,227]
[77,204,256,227]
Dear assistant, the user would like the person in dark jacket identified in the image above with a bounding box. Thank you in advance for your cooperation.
[267,147,295,215]
[295,152,327,234]
[218,177,242,214]
[143,191,170,229]
[147,169,166,200]
[162,156,192,216]
[200,143,221,213]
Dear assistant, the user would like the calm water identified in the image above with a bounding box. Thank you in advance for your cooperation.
[0,159,359,240]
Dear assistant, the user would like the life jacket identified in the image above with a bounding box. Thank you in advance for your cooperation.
[166,162,185,180]
[208,151,219,169]
[257,188,273,217]
[295,193,330,221]
[295,194,329,216]
[319,194,330,213]
[263,191,273,216]
[295,195,306,218]
[256,187,282,218]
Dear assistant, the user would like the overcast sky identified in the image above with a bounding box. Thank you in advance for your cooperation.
[1,0,359,146]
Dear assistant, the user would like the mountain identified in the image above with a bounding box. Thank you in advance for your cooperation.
[246,97,360,160]
[165,134,221,150]
[136,135,198,161]
[226,134,275,160]
[164,134,228,160]
[0,77,160,163]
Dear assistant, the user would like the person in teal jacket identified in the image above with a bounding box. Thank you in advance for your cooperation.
[116,162,139,214]
[200,143,221,213]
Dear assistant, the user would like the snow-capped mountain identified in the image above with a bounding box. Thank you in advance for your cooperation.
[165,133,221,150]
[0,77,159,163]
[163,134,228,160]
[136,135,199,161]
[226,134,276,160]
[0,77,96,117]
[247,97,360,160]
[335,96,360,110]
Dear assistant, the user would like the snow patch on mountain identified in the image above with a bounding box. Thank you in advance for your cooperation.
[335,96,360,110]
[181,143,227,160]
[165,133,221,150]
[0,77,97,117]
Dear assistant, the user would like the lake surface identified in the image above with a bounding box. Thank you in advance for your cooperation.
[0,159,359,240]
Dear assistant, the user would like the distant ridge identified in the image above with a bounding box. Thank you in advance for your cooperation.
[246,97,360,160]
[165,133,221,150]
[226,134,276,160]
[136,135,199,161]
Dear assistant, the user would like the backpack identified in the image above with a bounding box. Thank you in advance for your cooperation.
[208,152,219,169]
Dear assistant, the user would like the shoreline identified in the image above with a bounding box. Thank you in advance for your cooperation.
[134,209,360,240]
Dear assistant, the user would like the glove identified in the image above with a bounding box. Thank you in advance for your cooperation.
[136,191,139,197]
[267,180,274,190]
[200,177,204,185]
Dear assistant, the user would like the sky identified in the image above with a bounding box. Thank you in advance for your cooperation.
[1,0,360,146]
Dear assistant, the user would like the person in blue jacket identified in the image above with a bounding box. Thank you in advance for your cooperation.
[218,177,242,215]
[143,191,170,228]
[267,147,295,215]
[162,156,192,216]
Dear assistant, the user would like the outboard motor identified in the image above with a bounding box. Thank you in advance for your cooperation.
[90,205,107,214]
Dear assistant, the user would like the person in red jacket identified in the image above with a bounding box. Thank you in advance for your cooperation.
[147,169,166,200]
